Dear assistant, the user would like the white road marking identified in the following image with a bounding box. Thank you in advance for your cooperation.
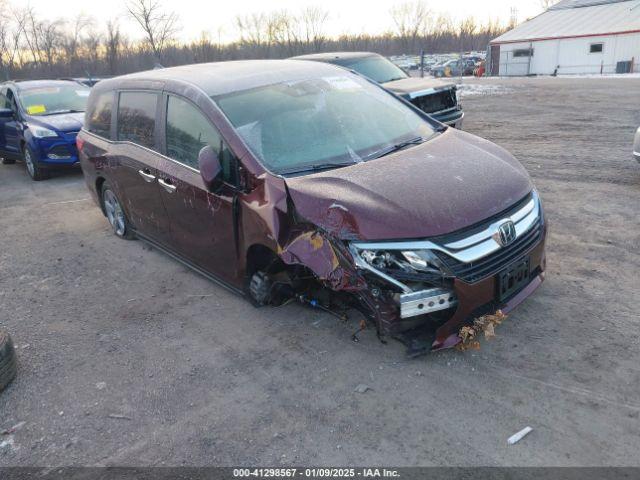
[43,198,90,206]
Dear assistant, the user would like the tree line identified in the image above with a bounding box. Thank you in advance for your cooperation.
[0,0,511,81]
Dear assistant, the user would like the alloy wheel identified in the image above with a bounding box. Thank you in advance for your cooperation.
[24,149,35,178]
[103,189,126,237]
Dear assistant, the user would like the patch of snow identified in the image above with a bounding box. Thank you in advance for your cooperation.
[457,84,512,98]
[0,437,15,450]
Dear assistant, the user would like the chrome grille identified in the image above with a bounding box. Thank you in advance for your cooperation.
[435,217,543,283]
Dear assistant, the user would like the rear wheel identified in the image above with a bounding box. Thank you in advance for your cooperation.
[24,146,50,181]
[101,182,135,239]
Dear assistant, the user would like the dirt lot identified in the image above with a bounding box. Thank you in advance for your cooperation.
[1,77,639,467]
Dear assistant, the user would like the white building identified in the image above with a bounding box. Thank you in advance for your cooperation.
[488,0,640,76]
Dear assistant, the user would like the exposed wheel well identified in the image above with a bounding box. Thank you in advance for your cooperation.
[245,244,282,278]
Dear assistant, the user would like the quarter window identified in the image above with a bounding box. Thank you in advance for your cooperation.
[165,95,238,184]
[117,91,157,149]
[87,91,113,139]
[590,43,603,53]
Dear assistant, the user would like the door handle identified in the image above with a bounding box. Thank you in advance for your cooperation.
[158,178,177,193]
[138,169,156,183]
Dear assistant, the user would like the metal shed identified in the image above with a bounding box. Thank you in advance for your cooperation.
[488,0,640,76]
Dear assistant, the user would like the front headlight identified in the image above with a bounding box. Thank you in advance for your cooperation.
[29,125,58,138]
[356,248,445,275]
[400,250,445,272]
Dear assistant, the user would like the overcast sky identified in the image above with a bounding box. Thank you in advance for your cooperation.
[23,0,544,43]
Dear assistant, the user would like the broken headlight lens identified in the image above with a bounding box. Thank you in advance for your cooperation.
[401,250,446,273]
[358,248,445,274]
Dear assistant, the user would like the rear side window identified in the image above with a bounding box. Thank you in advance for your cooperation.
[1,89,17,112]
[166,95,238,184]
[86,91,113,139]
[117,91,157,149]
[0,92,9,110]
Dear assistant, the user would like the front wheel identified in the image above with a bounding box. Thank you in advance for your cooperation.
[101,182,135,239]
[24,146,50,181]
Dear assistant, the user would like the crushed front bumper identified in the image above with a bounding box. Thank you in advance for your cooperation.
[348,191,547,353]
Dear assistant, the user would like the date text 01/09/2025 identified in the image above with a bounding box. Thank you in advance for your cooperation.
[232,468,400,478]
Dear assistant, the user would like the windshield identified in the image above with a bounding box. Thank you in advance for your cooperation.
[337,55,408,84]
[18,84,90,116]
[215,74,436,175]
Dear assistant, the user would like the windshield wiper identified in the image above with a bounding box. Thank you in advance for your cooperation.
[278,161,356,176]
[363,136,426,161]
[40,109,84,116]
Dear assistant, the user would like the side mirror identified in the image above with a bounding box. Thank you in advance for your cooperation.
[198,145,223,191]
[0,108,13,120]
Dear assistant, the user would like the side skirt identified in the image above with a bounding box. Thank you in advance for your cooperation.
[134,231,245,297]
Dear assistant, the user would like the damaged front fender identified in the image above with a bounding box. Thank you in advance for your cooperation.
[278,228,366,292]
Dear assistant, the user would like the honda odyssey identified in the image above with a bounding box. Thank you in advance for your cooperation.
[77,60,547,356]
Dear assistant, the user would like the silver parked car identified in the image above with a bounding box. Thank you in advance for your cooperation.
[634,127,640,162]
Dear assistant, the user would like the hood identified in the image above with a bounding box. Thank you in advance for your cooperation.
[27,112,84,133]
[382,77,454,98]
[285,129,533,241]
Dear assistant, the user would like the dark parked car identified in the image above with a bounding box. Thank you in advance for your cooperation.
[431,59,476,78]
[291,52,464,128]
[634,127,640,162]
[78,60,546,356]
[60,77,105,87]
[0,80,89,180]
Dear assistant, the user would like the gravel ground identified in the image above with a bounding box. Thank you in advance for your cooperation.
[0,76,639,467]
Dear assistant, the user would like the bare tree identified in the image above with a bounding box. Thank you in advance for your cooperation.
[236,12,268,52]
[1,0,510,79]
[0,0,23,78]
[458,17,477,51]
[266,11,299,57]
[61,13,92,62]
[22,7,44,65]
[83,27,102,75]
[126,0,179,63]
[105,19,121,75]
[39,20,63,68]
[390,1,430,53]
[300,6,329,52]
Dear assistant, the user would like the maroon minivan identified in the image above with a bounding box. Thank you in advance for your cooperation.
[78,60,546,356]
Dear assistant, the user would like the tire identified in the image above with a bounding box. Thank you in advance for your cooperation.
[24,145,50,181]
[248,271,273,306]
[101,182,135,239]
[2,158,16,165]
[0,330,17,393]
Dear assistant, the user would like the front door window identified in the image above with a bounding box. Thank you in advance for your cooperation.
[157,94,240,283]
